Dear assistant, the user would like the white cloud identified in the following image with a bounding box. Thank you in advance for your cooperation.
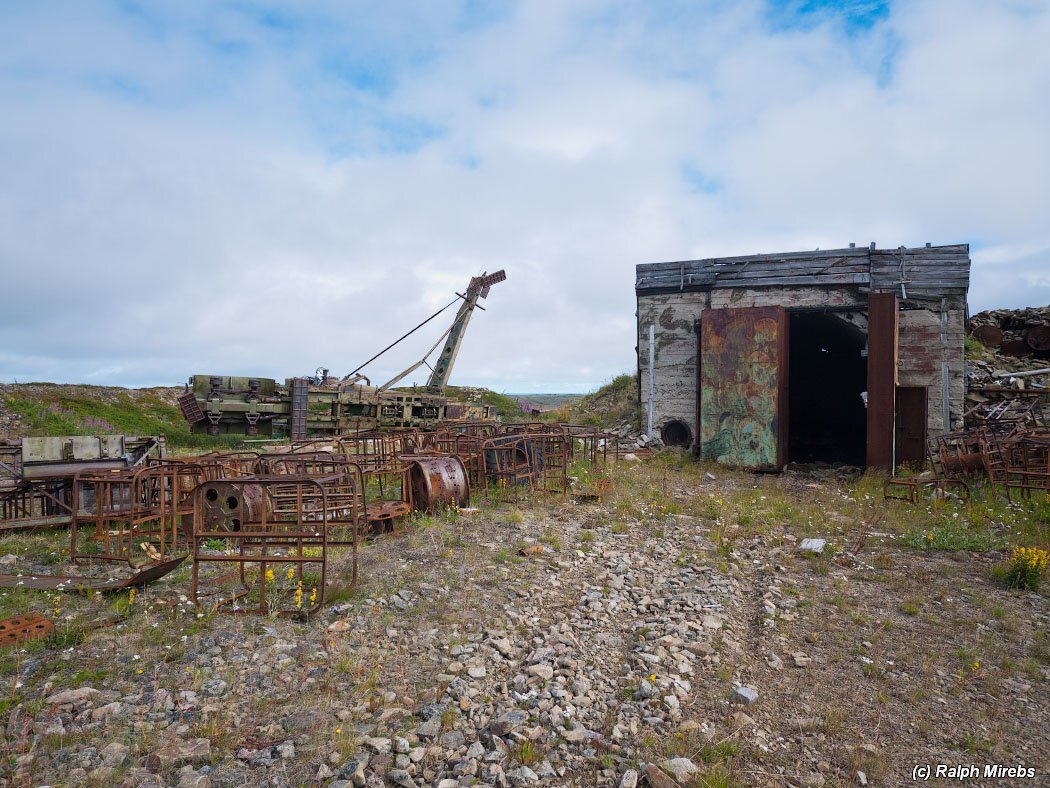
[0,0,1047,391]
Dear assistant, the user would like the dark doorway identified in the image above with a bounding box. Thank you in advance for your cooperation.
[661,419,692,448]
[788,313,867,465]
[895,386,928,468]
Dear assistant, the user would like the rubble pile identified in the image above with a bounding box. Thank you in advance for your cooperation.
[965,306,1050,426]
[968,305,1050,359]
[605,423,664,453]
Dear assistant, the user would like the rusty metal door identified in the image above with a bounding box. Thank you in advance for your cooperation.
[866,293,899,469]
[699,307,788,471]
[895,386,928,468]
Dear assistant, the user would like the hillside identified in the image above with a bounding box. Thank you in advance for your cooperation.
[0,382,202,445]
[549,372,639,428]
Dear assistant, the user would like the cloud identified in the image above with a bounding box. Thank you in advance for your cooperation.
[0,0,1047,391]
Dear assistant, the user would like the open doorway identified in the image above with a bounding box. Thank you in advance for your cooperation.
[788,312,867,465]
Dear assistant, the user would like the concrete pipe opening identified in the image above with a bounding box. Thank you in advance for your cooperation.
[661,420,692,448]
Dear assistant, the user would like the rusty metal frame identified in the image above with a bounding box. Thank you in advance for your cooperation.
[262,455,366,551]
[883,478,971,504]
[70,462,203,567]
[190,477,333,616]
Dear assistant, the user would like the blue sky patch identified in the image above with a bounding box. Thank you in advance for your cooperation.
[766,0,890,35]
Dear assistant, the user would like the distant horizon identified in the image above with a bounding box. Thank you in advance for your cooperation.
[0,378,601,397]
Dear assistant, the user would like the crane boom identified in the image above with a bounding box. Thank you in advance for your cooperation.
[425,270,506,393]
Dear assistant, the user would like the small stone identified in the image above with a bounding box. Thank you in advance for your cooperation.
[644,764,678,788]
[467,665,487,679]
[200,678,227,697]
[440,729,465,750]
[856,770,868,786]
[100,742,130,768]
[388,769,417,787]
[766,653,784,670]
[662,758,701,782]
[527,664,554,680]
[730,711,755,728]
[793,653,812,668]
[339,758,367,785]
[328,619,352,633]
[619,768,639,788]
[45,686,99,706]
[489,709,528,736]
[466,740,485,759]
[701,615,722,629]
[276,741,295,759]
[365,737,392,754]
[798,538,827,554]
[731,686,758,705]
[146,738,211,770]
[510,765,539,784]
[393,736,410,754]
[0,554,17,566]
[415,716,442,739]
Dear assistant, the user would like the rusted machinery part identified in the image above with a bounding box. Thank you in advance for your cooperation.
[939,452,984,473]
[1000,338,1033,358]
[970,325,1004,348]
[1024,325,1050,352]
[0,555,187,592]
[0,614,53,647]
[365,500,412,529]
[884,478,970,504]
[198,481,271,532]
[407,456,469,512]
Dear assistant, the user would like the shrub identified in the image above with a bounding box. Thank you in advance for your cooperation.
[1002,546,1049,590]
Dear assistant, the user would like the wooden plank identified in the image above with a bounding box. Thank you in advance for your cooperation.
[712,274,871,288]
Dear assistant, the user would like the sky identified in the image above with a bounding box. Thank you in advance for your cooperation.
[1,0,1048,393]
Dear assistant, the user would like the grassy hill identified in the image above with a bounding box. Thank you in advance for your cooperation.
[0,383,240,449]
[547,373,639,428]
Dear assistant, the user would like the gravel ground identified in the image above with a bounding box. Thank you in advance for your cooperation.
[0,458,1047,787]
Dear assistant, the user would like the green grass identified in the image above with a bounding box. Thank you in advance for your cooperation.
[442,386,525,421]
[548,372,638,428]
[3,385,252,449]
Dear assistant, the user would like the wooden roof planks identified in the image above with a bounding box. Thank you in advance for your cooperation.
[636,243,970,298]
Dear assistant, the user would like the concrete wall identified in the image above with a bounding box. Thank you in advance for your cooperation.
[637,292,706,446]
[638,287,967,454]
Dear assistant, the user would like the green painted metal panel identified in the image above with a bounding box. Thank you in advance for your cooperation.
[699,307,787,470]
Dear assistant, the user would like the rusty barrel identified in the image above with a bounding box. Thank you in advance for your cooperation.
[1024,325,1050,352]
[1000,338,1032,358]
[198,481,271,531]
[970,325,1003,348]
[407,456,469,512]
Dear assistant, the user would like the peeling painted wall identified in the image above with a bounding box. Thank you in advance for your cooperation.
[637,292,706,444]
[638,286,967,451]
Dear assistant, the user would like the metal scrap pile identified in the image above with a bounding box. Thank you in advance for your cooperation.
[0,422,616,616]
[966,305,1050,427]
[968,305,1050,359]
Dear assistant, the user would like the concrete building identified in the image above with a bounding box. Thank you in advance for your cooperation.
[635,243,970,470]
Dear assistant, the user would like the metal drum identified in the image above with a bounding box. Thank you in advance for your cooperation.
[407,456,470,511]
[198,481,271,531]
